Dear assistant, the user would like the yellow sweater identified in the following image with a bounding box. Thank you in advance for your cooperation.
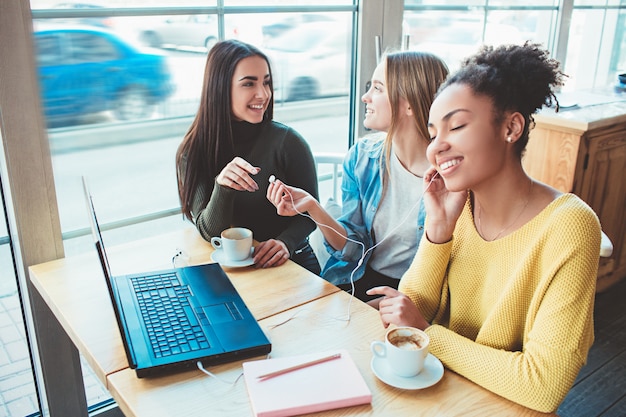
[399,193,601,413]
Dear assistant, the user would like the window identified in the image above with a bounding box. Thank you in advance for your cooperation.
[0,180,39,417]
[14,1,359,413]
[403,2,557,73]
[403,0,626,92]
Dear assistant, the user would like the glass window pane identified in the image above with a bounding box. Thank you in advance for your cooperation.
[135,15,219,51]
[405,0,486,5]
[34,7,353,256]
[30,1,218,8]
[486,9,555,48]
[31,1,355,8]
[564,8,625,91]
[0,194,38,416]
[404,6,555,72]
[224,0,352,4]
[404,10,486,71]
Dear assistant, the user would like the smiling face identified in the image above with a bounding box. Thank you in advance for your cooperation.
[361,61,392,132]
[231,55,272,123]
[426,83,508,191]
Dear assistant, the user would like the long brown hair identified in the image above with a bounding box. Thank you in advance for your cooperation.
[176,40,274,220]
[383,51,449,174]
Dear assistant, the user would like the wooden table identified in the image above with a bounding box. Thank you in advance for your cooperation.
[29,227,555,416]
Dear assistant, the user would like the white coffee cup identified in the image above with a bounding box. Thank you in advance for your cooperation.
[371,326,430,378]
[210,227,253,261]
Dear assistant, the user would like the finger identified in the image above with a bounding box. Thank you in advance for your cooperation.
[268,180,288,203]
[233,157,260,176]
[219,172,249,191]
[262,250,288,268]
[228,158,260,190]
[269,181,285,204]
[231,166,259,192]
[366,286,400,297]
[424,166,439,181]
[253,242,282,266]
[252,242,271,264]
[218,163,256,191]
[266,182,278,204]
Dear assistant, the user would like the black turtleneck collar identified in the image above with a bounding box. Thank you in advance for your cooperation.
[232,119,265,148]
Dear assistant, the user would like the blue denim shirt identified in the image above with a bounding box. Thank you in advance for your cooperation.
[321,136,426,285]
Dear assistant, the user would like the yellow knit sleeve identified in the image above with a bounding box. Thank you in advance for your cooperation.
[399,234,453,323]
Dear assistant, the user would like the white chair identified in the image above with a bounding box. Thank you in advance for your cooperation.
[600,230,613,258]
[311,152,345,268]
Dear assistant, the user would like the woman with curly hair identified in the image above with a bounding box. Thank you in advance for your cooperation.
[369,42,601,413]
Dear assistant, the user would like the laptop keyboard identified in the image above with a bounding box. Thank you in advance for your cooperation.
[132,273,210,358]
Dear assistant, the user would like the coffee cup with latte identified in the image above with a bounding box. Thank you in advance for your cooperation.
[370,326,429,377]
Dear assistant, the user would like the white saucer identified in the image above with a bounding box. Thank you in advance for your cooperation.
[211,249,255,268]
[371,353,444,390]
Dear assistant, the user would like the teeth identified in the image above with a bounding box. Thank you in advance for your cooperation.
[250,104,264,109]
[440,159,460,170]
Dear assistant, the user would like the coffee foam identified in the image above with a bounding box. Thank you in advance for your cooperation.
[389,332,425,351]
[222,228,251,240]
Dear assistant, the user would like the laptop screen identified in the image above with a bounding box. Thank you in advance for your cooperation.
[82,176,136,366]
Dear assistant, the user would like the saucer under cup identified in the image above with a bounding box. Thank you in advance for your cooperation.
[371,353,444,390]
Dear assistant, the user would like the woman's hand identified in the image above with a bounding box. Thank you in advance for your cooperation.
[422,167,468,244]
[366,286,430,330]
[216,157,260,192]
[267,179,316,216]
[253,239,289,268]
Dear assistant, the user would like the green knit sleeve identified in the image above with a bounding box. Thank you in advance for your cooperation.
[193,179,238,241]
[273,126,319,252]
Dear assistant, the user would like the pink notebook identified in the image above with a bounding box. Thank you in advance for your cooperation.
[243,349,372,417]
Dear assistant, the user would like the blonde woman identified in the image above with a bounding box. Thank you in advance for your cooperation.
[268,51,448,302]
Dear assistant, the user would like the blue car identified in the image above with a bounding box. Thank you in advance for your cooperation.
[34,24,174,125]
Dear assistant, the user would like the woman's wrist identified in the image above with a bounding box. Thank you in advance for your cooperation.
[305,198,324,218]
[425,225,453,244]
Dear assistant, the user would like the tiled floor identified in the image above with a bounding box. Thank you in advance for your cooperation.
[0,290,110,417]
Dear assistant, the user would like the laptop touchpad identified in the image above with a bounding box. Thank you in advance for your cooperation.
[201,301,243,325]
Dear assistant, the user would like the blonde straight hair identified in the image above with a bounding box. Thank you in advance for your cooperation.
[381,51,449,179]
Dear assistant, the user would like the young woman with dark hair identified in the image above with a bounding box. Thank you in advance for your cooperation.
[176,40,320,273]
[369,42,601,413]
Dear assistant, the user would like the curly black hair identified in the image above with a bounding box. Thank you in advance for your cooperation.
[440,41,566,156]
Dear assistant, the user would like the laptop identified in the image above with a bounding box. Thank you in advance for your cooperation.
[82,177,271,378]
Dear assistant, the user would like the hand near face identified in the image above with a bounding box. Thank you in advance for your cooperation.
[266,179,315,216]
[366,286,430,330]
[422,167,468,243]
[253,239,289,268]
[216,157,260,192]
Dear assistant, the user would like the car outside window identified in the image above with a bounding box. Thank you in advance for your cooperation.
[69,32,120,62]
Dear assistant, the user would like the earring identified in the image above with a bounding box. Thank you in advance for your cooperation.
[506,137,513,143]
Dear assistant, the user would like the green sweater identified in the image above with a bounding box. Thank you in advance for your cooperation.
[400,193,601,413]
[191,120,318,254]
